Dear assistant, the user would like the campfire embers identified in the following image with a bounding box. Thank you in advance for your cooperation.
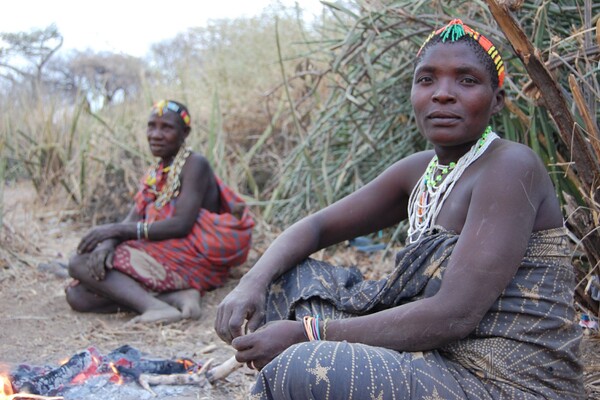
[1,345,205,399]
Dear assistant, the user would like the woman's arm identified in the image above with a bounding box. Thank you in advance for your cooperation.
[77,153,212,253]
[232,144,559,367]
[77,205,140,254]
[241,152,432,288]
[216,152,432,343]
[141,153,213,241]
[317,144,553,350]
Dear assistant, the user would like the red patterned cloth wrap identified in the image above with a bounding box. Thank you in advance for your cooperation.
[112,167,254,294]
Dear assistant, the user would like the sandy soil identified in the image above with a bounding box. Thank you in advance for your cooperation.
[1,181,599,399]
[0,181,257,399]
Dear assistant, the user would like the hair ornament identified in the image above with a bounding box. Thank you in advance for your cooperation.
[417,19,505,87]
[152,100,191,127]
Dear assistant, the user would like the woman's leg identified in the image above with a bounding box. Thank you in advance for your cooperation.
[158,289,202,319]
[251,341,493,400]
[67,253,182,323]
[65,281,125,313]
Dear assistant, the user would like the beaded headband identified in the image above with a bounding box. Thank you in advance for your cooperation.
[417,19,505,88]
[151,100,191,127]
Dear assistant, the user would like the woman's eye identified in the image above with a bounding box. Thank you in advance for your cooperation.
[461,77,477,84]
[416,76,432,83]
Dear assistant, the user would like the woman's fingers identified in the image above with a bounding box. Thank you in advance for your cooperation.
[78,234,98,254]
[105,251,114,269]
[87,251,107,280]
[214,306,231,342]
[227,306,248,342]
[77,237,90,254]
[216,303,252,344]
[232,333,269,371]
[246,309,265,334]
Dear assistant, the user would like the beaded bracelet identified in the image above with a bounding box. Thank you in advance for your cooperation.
[302,315,322,341]
[136,221,142,240]
[322,318,329,340]
[143,222,150,240]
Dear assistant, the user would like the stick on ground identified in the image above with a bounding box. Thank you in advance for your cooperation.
[206,356,244,384]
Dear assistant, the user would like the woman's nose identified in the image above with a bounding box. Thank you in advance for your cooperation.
[147,127,161,138]
[432,81,456,103]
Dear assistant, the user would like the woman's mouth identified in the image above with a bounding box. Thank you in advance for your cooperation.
[427,112,461,125]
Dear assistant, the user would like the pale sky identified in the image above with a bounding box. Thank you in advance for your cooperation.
[1,0,325,57]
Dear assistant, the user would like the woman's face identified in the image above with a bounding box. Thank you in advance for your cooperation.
[410,41,504,153]
[146,111,188,161]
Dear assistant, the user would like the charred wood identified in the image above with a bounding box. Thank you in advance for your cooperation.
[16,350,93,395]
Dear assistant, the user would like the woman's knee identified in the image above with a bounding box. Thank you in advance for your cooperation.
[253,341,342,399]
[65,284,91,312]
[67,254,87,280]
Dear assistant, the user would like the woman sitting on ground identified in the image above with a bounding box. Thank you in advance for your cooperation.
[66,100,254,324]
[215,20,584,399]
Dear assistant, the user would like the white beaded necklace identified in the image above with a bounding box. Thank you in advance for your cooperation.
[407,127,498,243]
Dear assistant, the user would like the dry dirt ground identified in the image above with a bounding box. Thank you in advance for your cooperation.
[1,181,599,399]
[0,181,260,399]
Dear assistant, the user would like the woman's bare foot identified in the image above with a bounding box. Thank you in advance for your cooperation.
[158,289,202,319]
[126,303,183,325]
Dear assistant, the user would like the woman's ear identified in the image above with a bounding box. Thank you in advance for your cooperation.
[491,88,505,115]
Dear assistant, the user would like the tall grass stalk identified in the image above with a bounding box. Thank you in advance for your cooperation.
[266,0,598,245]
[0,137,5,231]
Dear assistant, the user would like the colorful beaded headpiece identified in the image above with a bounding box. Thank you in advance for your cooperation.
[152,100,191,127]
[417,19,505,88]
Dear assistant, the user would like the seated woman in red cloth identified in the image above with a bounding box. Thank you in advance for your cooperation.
[66,100,254,324]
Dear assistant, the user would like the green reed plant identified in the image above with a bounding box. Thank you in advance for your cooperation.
[266,0,598,240]
[262,0,598,311]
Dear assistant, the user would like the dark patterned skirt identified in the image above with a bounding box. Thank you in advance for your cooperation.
[250,228,584,399]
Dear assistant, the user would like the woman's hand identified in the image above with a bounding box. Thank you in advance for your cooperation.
[77,224,123,254]
[215,279,268,344]
[86,246,115,281]
[231,320,306,370]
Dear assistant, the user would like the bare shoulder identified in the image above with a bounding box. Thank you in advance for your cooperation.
[475,138,562,229]
[482,139,549,179]
[180,151,217,191]
[179,151,221,212]
[185,152,213,174]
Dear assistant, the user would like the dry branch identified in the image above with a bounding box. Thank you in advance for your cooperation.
[139,372,208,387]
[483,0,600,314]
[206,356,244,384]
[484,0,600,199]
[137,359,214,396]
[568,74,600,162]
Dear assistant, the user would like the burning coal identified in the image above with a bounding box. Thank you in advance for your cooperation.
[1,345,203,399]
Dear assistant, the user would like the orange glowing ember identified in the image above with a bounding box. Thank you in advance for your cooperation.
[109,363,123,385]
[179,359,195,372]
[2,373,66,400]
[1,374,14,398]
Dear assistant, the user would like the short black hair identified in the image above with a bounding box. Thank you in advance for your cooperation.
[415,34,500,90]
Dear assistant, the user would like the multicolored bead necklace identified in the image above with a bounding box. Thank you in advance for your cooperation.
[149,145,192,210]
[407,126,497,243]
